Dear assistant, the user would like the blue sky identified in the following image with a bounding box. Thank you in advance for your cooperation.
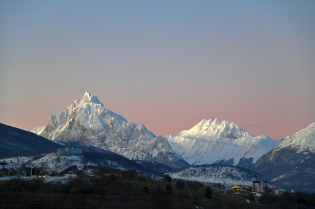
[1,0,315,138]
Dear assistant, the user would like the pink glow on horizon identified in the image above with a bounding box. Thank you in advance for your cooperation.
[3,90,314,140]
[0,1,314,140]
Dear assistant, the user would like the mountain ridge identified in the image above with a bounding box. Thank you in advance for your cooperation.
[165,118,279,168]
[168,164,264,187]
[252,122,315,193]
[0,123,63,159]
[30,92,189,169]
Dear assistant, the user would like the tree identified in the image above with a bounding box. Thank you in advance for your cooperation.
[187,180,203,191]
[164,174,172,183]
[142,186,150,194]
[176,179,185,191]
[108,174,116,183]
[205,186,212,199]
[165,184,172,195]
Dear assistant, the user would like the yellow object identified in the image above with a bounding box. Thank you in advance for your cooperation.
[232,185,241,189]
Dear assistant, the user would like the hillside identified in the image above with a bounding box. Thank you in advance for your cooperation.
[252,123,315,193]
[168,164,264,186]
[0,123,62,159]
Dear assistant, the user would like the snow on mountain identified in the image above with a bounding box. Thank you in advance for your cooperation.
[165,118,279,168]
[0,152,171,179]
[182,118,250,138]
[167,165,264,187]
[276,122,315,152]
[252,122,315,193]
[30,92,189,169]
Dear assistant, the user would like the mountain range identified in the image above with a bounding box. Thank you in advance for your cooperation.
[31,92,283,169]
[10,91,314,192]
[165,118,279,168]
[0,123,173,178]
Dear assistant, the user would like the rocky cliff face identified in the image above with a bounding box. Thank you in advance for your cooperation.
[31,92,189,169]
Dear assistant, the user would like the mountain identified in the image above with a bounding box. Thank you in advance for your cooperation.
[0,151,173,179]
[165,118,279,168]
[0,123,174,178]
[31,92,189,169]
[168,165,264,187]
[252,123,315,193]
[0,123,62,159]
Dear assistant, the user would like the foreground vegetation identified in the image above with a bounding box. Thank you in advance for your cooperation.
[0,167,314,209]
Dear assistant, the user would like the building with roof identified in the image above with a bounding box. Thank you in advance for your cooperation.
[253,181,267,193]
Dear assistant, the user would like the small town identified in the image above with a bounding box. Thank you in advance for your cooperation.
[1,146,311,209]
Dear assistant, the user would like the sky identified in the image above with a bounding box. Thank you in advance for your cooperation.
[1,0,314,139]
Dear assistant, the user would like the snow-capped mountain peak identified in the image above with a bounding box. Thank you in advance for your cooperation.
[252,122,315,193]
[31,92,189,169]
[278,122,315,150]
[183,118,251,139]
[165,118,279,168]
[70,91,103,108]
[81,91,101,104]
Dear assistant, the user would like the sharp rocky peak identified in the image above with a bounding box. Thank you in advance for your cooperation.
[199,118,236,127]
[81,91,101,104]
[186,118,251,138]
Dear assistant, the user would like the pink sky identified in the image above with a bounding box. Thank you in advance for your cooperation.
[1,1,314,139]
[3,90,314,140]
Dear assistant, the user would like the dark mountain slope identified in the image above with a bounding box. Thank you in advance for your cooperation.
[0,123,62,159]
[252,123,315,193]
[0,123,172,177]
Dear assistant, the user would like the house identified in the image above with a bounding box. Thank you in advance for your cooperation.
[269,188,282,195]
[56,147,82,156]
[253,181,267,193]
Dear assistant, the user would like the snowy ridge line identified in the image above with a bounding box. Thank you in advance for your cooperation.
[168,164,262,176]
[276,122,315,151]
[165,119,279,168]
[0,153,168,179]
[251,122,315,193]
[167,164,264,187]
[30,92,189,169]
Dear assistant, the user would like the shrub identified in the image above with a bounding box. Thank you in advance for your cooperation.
[205,186,212,199]
[177,191,190,199]
[142,186,150,194]
[108,174,116,183]
[187,180,203,191]
[175,179,185,191]
[121,170,137,180]
[165,184,172,195]
[164,174,172,183]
